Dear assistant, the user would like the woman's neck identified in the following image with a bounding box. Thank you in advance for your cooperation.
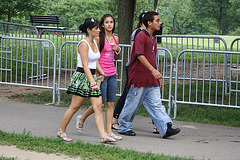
[105,30,112,37]
[85,36,94,42]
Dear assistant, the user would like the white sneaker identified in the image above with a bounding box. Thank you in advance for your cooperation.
[76,115,84,134]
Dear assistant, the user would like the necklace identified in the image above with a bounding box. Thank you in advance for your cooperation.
[105,35,114,45]
[150,36,155,53]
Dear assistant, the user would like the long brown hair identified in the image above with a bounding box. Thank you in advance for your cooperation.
[99,14,116,52]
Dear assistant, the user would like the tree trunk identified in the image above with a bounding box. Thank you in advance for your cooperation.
[173,13,176,34]
[154,0,158,12]
[117,0,136,91]
[7,9,12,33]
[118,0,136,44]
[7,8,12,22]
[218,7,222,35]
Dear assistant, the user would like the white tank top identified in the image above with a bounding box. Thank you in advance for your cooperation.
[77,39,100,69]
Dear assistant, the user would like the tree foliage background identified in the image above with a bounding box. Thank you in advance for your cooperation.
[0,0,239,35]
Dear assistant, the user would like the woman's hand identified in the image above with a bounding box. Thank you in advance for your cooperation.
[112,44,120,52]
[97,79,102,86]
[97,72,105,82]
[91,84,99,91]
[97,75,105,82]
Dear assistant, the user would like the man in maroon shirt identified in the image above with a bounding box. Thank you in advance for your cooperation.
[118,11,180,138]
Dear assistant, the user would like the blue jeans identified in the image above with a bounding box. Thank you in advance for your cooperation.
[118,84,172,137]
[100,74,117,104]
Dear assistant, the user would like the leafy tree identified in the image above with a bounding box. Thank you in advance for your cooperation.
[227,0,240,35]
[53,0,111,30]
[0,0,46,22]
[105,0,118,20]
[159,0,191,34]
[191,0,231,35]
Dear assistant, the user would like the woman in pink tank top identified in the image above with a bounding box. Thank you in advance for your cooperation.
[76,14,122,141]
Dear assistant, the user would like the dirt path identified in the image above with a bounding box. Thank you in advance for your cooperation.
[0,145,83,160]
[0,84,46,101]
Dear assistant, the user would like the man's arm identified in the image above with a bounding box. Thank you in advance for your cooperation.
[137,55,162,80]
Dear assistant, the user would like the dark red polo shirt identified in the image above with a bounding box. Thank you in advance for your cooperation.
[127,30,160,91]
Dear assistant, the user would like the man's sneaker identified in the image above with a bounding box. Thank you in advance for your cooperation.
[76,115,84,134]
[163,123,180,138]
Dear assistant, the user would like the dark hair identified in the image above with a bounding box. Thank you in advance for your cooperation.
[143,11,159,28]
[138,11,148,24]
[99,14,115,52]
[136,11,149,28]
[79,18,99,36]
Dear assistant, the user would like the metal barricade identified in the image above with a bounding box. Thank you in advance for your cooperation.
[57,41,78,104]
[0,21,39,38]
[156,47,174,114]
[229,38,240,94]
[173,49,240,118]
[117,44,131,97]
[40,29,84,55]
[157,35,229,94]
[230,38,240,51]
[0,36,57,103]
[157,35,228,54]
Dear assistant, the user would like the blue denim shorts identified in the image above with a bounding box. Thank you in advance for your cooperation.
[100,74,117,104]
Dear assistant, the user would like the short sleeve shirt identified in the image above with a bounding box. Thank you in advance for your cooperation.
[127,30,160,90]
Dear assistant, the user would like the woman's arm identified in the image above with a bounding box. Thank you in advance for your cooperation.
[113,36,121,60]
[96,60,104,75]
[96,60,105,84]
[95,37,105,84]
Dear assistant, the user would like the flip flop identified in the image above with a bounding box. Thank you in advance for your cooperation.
[57,132,73,142]
[112,123,119,130]
[100,135,118,143]
[153,127,159,134]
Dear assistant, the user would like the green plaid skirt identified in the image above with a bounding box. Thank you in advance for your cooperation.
[66,71,101,97]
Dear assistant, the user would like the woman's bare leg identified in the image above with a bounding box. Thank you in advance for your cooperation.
[80,105,94,123]
[59,94,85,133]
[105,102,115,134]
[88,96,106,138]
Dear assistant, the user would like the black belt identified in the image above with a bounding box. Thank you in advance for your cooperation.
[77,67,96,75]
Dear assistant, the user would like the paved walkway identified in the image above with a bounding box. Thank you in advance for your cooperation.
[0,100,240,160]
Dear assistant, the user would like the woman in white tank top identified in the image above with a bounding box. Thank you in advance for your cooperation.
[57,18,117,143]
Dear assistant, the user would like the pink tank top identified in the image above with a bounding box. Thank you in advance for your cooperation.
[99,35,118,76]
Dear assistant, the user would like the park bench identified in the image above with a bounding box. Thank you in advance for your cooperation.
[30,14,67,34]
